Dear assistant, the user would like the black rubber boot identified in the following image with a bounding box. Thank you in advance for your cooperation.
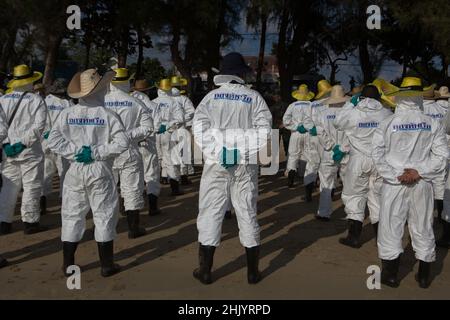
[224,211,233,220]
[169,179,184,196]
[161,177,169,185]
[303,183,314,203]
[436,221,450,248]
[0,255,8,269]
[435,200,444,223]
[381,258,400,288]
[180,175,192,186]
[372,222,379,240]
[193,245,216,285]
[415,260,432,289]
[97,241,121,277]
[126,210,147,239]
[40,196,47,216]
[246,246,262,284]
[62,242,79,277]
[0,222,12,235]
[119,197,126,217]
[287,170,296,188]
[339,219,363,249]
[23,222,48,235]
[148,194,161,216]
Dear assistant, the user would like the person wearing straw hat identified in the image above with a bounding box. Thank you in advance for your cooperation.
[0,64,48,235]
[104,68,153,239]
[311,85,350,221]
[171,75,196,185]
[283,84,315,188]
[131,79,162,216]
[192,52,272,285]
[332,85,392,248]
[302,79,333,202]
[153,78,185,196]
[0,107,9,267]
[41,79,74,216]
[372,77,449,288]
[47,69,129,277]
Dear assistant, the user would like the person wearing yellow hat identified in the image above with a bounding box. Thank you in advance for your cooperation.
[131,79,162,216]
[372,78,398,109]
[105,68,154,239]
[283,84,315,188]
[153,78,185,196]
[0,64,48,235]
[47,69,129,277]
[373,76,449,288]
[171,76,196,185]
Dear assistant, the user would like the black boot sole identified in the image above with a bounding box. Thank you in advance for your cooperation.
[193,269,213,285]
[24,226,48,235]
[128,229,147,239]
[381,278,400,288]
[248,273,262,284]
[101,264,121,278]
[339,238,362,249]
[0,259,8,269]
[415,274,431,289]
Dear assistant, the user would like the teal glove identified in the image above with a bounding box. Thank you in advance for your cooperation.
[11,142,26,155]
[333,145,341,153]
[158,125,167,134]
[332,145,346,164]
[220,147,240,169]
[297,125,308,134]
[43,131,50,140]
[3,144,15,157]
[75,146,94,164]
[309,126,318,137]
[350,93,361,106]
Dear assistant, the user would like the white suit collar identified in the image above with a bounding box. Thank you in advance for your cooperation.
[213,75,245,86]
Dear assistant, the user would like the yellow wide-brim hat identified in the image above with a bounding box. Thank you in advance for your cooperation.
[386,77,433,97]
[7,64,43,89]
[157,79,172,91]
[371,78,397,108]
[315,79,333,100]
[292,84,315,101]
[112,68,131,83]
[171,76,188,87]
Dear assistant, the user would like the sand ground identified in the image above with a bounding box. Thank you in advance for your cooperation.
[0,168,449,300]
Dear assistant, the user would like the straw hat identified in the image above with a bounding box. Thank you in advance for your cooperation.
[423,86,441,100]
[292,84,315,101]
[112,68,131,83]
[323,85,350,105]
[372,78,397,108]
[7,64,43,89]
[171,76,188,87]
[132,79,153,92]
[436,86,450,99]
[156,79,172,92]
[315,80,333,100]
[386,77,432,97]
[67,69,115,99]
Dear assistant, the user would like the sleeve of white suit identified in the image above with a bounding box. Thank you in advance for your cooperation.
[445,108,450,135]
[47,110,82,161]
[193,95,219,162]
[415,122,449,181]
[0,106,8,143]
[183,97,195,126]
[247,93,272,159]
[372,122,403,185]
[168,102,184,130]
[21,96,47,147]
[91,113,130,161]
[282,104,297,131]
[127,104,153,142]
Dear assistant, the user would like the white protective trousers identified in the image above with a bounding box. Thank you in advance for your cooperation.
[287,132,307,172]
[197,164,260,248]
[42,151,69,197]
[139,137,161,196]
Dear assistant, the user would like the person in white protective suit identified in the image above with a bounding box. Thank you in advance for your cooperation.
[131,79,162,216]
[311,85,350,221]
[105,68,154,239]
[41,80,74,215]
[372,77,449,289]
[153,79,185,196]
[332,85,392,248]
[0,65,48,235]
[422,88,449,224]
[47,69,129,278]
[171,76,196,185]
[0,107,9,268]
[193,52,272,285]
[303,80,333,203]
[283,84,315,188]
[437,86,450,248]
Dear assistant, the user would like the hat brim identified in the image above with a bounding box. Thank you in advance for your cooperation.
[133,86,153,92]
[7,72,43,89]
[323,96,349,105]
[68,71,115,99]
[315,89,332,100]
[386,84,435,98]
[381,95,396,108]
[292,91,315,101]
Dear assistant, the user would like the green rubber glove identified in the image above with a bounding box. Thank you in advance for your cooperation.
[297,125,308,134]
[11,142,26,155]
[158,124,167,134]
[43,131,50,140]
[351,93,361,106]
[309,126,318,137]
[332,145,346,164]
[75,146,94,164]
[221,147,240,169]
[3,144,15,157]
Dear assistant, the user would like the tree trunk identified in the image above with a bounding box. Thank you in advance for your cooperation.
[358,39,374,84]
[276,0,291,102]
[84,40,91,70]
[256,14,268,91]
[441,54,448,80]
[43,34,63,87]
[117,27,129,68]
[136,25,144,79]
[0,25,19,72]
